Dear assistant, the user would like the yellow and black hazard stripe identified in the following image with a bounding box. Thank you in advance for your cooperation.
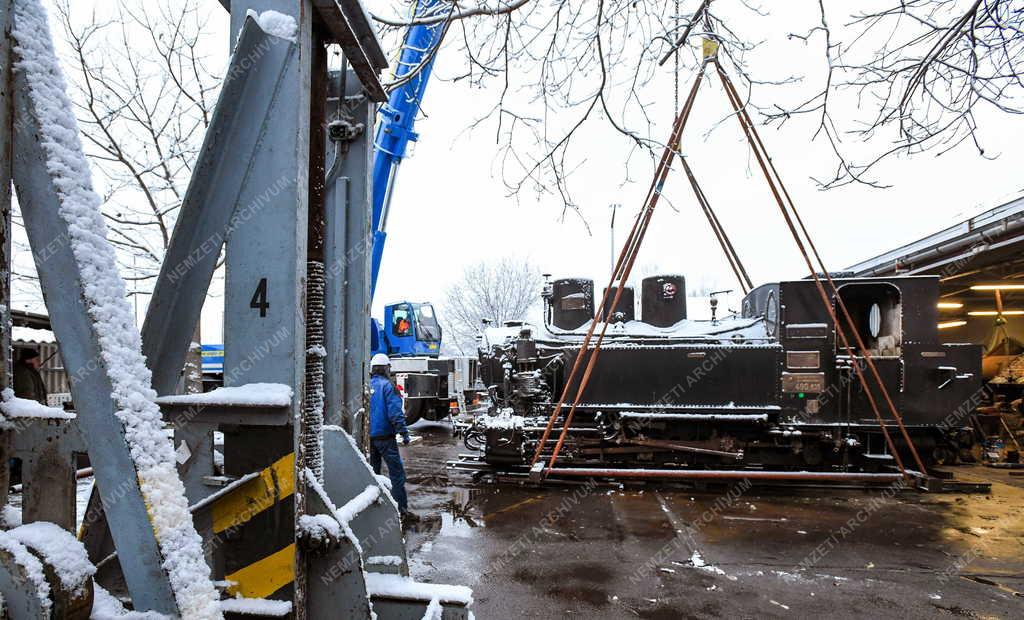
[209,452,298,599]
[225,543,296,599]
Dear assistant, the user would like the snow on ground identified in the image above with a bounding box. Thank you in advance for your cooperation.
[685,550,736,580]
[1,387,75,419]
[11,0,220,616]
[155,383,293,407]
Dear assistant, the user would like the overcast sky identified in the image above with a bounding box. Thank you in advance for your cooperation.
[14,1,1024,343]
[369,1,1024,329]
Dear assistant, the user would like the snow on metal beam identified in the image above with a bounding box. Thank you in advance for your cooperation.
[9,0,220,616]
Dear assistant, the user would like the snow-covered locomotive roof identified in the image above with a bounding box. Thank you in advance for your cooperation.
[481,314,771,349]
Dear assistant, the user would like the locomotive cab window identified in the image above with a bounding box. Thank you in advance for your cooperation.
[835,283,902,357]
[561,292,587,310]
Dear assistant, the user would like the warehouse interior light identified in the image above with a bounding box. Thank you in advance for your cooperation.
[938,320,967,329]
[970,283,1024,291]
[967,310,1024,316]
[936,302,963,309]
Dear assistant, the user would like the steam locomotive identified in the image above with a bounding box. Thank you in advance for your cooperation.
[465,274,982,473]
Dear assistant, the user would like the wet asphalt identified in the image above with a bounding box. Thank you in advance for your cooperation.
[399,421,1024,619]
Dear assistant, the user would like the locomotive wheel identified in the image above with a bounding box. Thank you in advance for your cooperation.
[802,441,824,467]
[404,398,425,425]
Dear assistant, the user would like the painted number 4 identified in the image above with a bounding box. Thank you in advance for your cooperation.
[250,278,269,317]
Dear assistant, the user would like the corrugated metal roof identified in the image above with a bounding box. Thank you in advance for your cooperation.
[848,191,1024,276]
[11,325,56,344]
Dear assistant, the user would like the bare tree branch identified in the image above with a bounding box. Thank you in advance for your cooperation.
[441,257,543,355]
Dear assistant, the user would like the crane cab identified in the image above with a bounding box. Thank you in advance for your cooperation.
[372,301,442,358]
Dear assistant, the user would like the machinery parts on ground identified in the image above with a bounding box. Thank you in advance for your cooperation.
[393,355,483,424]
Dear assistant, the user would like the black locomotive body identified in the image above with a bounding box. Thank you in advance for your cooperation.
[469,275,982,472]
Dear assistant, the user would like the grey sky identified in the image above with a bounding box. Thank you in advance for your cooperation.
[15,1,1024,342]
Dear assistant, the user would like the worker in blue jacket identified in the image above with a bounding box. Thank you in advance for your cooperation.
[368,353,418,522]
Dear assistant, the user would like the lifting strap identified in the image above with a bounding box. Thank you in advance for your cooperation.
[529,60,712,470]
[532,42,929,484]
[679,156,752,294]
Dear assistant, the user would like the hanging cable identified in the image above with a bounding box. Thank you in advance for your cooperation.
[679,157,752,294]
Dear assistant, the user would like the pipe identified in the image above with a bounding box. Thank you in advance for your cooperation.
[546,467,910,482]
[617,412,768,422]
[624,438,743,459]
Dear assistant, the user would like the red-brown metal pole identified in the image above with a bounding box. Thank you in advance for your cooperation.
[679,157,752,293]
[714,61,927,479]
[530,61,709,468]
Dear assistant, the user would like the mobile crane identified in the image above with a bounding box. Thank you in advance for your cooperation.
[368,0,480,423]
[369,0,445,359]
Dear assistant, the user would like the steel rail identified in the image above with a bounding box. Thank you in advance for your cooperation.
[547,467,909,483]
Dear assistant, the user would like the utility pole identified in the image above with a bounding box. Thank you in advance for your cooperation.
[609,202,621,272]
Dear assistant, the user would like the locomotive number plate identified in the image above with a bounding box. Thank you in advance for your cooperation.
[785,323,829,339]
[781,372,826,394]
[786,350,821,369]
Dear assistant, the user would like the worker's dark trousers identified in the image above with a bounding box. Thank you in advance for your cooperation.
[370,436,408,513]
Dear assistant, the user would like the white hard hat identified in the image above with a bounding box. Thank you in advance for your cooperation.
[370,353,391,367]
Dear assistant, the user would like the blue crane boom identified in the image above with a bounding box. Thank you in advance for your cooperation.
[371,0,445,298]
[370,0,447,358]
